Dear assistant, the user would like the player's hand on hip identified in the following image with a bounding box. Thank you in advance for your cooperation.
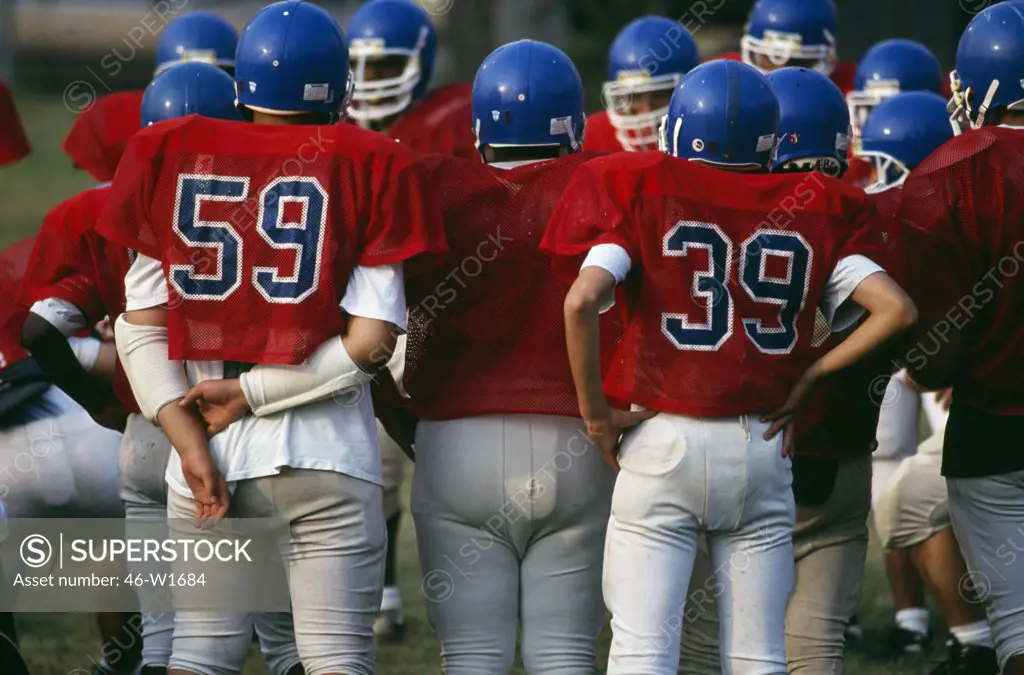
[179,447,230,524]
[180,379,251,436]
[761,372,818,457]
[586,408,657,471]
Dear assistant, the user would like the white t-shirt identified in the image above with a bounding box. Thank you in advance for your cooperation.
[124,254,406,497]
[581,243,884,333]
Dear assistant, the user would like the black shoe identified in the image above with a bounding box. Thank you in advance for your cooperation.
[884,625,932,656]
[845,614,864,650]
[930,636,999,675]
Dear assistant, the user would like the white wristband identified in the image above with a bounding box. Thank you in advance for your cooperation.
[113,315,189,423]
[68,336,102,372]
[240,337,376,417]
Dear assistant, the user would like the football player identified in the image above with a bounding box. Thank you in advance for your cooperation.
[899,4,1024,674]
[22,62,305,675]
[97,2,444,672]
[542,59,916,674]
[396,39,623,675]
[0,79,30,167]
[62,11,237,182]
[852,93,987,665]
[677,66,900,675]
[345,0,477,640]
[585,16,699,153]
[346,0,476,159]
[741,0,857,94]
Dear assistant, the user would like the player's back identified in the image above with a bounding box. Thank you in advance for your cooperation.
[62,90,144,182]
[550,151,881,416]
[99,114,434,366]
[387,83,477,160]
[899,126,1024,414]
[405,152,619,420]
[22,184,139,413]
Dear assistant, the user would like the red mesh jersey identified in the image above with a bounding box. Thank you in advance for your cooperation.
[0,80,30,167]
[844,156,873,188]
[831,62,857,96]
[97,115,446,365]
[386,84,478,161]
[705,52,743,63]
[62,90,144,182]
[20,185,139,411]
[898,126,1024,415]
[0,280,29,371]
[795,186,905,457]
[0,236,35,288]
[583,110,625,153]
[404,152,621,420]
[542,152,885,417]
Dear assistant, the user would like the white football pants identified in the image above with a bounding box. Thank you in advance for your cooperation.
[603,414,794,675]
[120,413,301,675]
[412,414,615,675]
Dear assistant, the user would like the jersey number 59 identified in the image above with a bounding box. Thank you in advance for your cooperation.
[170,174,327,304]
[663,221,812,355]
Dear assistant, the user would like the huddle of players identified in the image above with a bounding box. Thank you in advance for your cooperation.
[1,0,1023,674]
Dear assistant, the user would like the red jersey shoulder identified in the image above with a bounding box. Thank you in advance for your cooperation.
[830,62,857,95]
[583,110,624,152]
[910,126,1004,179]
[387,83,476,159]
[704,52,743,63]
[0,80,30,167]
[62,89,144,182]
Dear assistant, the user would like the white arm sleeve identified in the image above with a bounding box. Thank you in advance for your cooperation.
[238,263,406,417]
[124,253,169,311]
[29,298,87,337]
[341,264,407,329]
[820,254,885,332]
[581,244,632,313]
[114,315,189,422]
[240,337,375,417]
[68,336,102,372]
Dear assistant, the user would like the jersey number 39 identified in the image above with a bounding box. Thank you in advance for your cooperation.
[663,221,812,355]
[170,174,327,304]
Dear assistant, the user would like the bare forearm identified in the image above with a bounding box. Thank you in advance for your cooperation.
[156,400,211,459]
[22,314,116,410]
[341,315,399,372]
[565,299,609,421]
[811,309,909,381]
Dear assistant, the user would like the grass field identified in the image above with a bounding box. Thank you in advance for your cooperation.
[2,92,948,674]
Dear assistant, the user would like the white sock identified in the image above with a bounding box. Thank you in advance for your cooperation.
[950,620,994,648]
[381,585,403,613]
[895,608,930,636]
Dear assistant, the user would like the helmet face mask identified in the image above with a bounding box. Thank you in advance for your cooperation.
[847,79,901,140]
[741,30,836,76]
[603,73,680,152]
[348,29,429,126]
[857,150,909,192]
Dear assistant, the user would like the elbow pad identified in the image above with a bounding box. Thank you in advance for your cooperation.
[113,315,189,423]
[240,337,375,417]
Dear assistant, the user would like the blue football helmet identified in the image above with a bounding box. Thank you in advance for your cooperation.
[660,60,780,171]
[856,91,952,192]
[766,67,850,175]
[847,39,943,140]
[472,40,585,160]
[346,0,438,126]
[235,0,353,119]
[141,62,242,127]
[741,0,838,76]
[950,2,1024,133]
[155,12,238,75]
[603,16,699,152]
